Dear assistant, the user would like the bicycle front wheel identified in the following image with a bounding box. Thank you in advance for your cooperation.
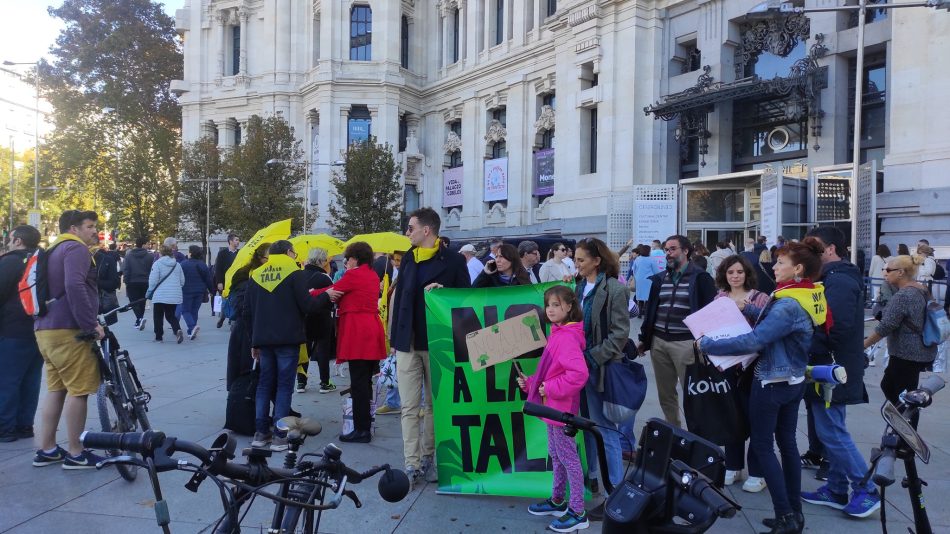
[117,358,151,431]
[96,382,139,481]
[279,482,320,534]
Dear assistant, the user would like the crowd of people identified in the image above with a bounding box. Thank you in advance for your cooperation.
[2,207,949,534]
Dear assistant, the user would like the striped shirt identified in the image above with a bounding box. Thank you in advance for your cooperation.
[654,267,696,341]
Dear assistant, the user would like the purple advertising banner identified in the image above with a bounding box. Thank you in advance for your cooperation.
[533,149,554,196]
[443,166,464,208]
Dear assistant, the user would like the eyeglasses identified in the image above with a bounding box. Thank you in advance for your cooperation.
[557,248,567,252]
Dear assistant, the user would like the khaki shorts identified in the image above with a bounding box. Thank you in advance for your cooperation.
[35,329,100,396]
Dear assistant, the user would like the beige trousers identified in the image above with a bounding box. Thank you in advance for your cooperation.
[649,337,696,428]
[396,346,435,470]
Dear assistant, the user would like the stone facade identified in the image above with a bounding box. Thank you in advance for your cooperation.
[174,0,950,247]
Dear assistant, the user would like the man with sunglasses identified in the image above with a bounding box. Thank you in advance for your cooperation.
[638,235,716,427]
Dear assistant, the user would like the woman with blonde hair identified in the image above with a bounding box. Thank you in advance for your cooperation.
[863,255,937,412]
[915,245,937,282]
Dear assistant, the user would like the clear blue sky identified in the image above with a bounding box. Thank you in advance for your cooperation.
[0,0,185,64]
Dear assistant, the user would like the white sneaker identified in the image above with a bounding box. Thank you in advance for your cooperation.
[742,476,767,493]
[138,318,147,331]
[724,469,742,486]
[189,326,200,340]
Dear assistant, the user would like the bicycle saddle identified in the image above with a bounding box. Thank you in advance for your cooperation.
[278,416,322,437]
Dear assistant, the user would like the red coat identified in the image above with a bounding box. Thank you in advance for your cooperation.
[312,264,386,362]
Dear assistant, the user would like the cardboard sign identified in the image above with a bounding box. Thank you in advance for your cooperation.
[465,310,547,370]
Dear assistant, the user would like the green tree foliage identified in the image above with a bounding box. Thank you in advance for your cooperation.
[328,136,403,237]
[220,115,306,238]
[38,0,181,241]
[0,147,40,234]
[178,136,224,257]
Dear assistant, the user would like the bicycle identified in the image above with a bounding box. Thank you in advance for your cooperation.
[77,299,152,481]
[523,402,739,534]
[79,415,410,533]
[866,374,945,534]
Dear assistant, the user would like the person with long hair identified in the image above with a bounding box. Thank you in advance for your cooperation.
[226,242,270,390]
[863,255,937,411]
[519,285,590,531]
[573,237,631,519]
[311,242,386,443]
[698,238,829,534]
[713,255,770,493]
[473,243,531,287]
[539,242,573,282]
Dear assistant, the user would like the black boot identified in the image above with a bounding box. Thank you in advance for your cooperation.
[339,430,371,443]
[759,512,802,534]
[762,511,804,530]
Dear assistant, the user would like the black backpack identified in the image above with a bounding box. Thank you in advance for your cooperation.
[933,261,946,281]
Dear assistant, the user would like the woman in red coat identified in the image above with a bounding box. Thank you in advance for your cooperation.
[311,241,386,443]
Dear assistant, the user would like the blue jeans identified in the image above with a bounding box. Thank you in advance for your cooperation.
[178,293,204,334]
[583,385,624,488]
[0,337,44,434]
[809,399,874,494]
[748,379,805,516]
[255,345,298,434]
[384,384,401,409]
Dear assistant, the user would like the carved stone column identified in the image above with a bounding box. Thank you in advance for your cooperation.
[215,11,225,80]
[238,9,248,76]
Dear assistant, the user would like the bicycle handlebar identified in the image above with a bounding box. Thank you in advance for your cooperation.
[80,430,410,505]
[522,402,596,431]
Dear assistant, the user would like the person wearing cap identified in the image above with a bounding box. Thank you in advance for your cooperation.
[459,244,483,284]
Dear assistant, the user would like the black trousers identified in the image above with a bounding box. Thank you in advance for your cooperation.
[153,302,182,340]
[881,357,930,427]
[348,360,378,433]
[298,337,332,387]
[126,282,148,320]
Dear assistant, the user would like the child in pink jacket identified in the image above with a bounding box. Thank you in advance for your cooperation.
[517,285,590,532]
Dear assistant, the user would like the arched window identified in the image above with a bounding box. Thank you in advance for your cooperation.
[350,6,372,61]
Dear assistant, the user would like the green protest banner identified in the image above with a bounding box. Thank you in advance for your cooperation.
[424,282,588,497]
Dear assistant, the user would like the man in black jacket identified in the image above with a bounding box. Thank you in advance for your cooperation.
[123,236,153,329]
[390,207,470,483]
[800,226,880,518]
[637,235,716,427]
[94,244,122,326]
[215,233,240,328]
[245,240,332,451]
[0,225,43,442]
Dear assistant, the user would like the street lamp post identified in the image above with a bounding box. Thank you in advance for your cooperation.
[264,158,344,233]
[751,0,950,265]
[179,175,233,264]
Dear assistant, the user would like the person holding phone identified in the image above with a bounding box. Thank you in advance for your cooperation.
[473,244,531,287]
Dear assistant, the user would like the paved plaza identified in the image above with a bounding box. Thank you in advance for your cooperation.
[1,309,949,533]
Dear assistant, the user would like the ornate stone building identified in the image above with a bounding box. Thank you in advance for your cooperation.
[174,0,950,251]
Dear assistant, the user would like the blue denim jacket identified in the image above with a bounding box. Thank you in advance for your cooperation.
[699,297,813,381]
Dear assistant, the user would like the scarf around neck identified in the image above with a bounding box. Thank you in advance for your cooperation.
[412,239,440,263]
[773,279,831,329]
[251,253,300,292]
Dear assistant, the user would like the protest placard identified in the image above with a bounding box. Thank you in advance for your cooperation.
[465,310,547,370]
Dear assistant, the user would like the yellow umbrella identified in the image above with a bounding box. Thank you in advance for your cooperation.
[222,219,292,296]
[290,234,346,261]
[345,232,411,255]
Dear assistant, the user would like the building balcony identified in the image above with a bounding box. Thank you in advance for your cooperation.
[170,79,189,96]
